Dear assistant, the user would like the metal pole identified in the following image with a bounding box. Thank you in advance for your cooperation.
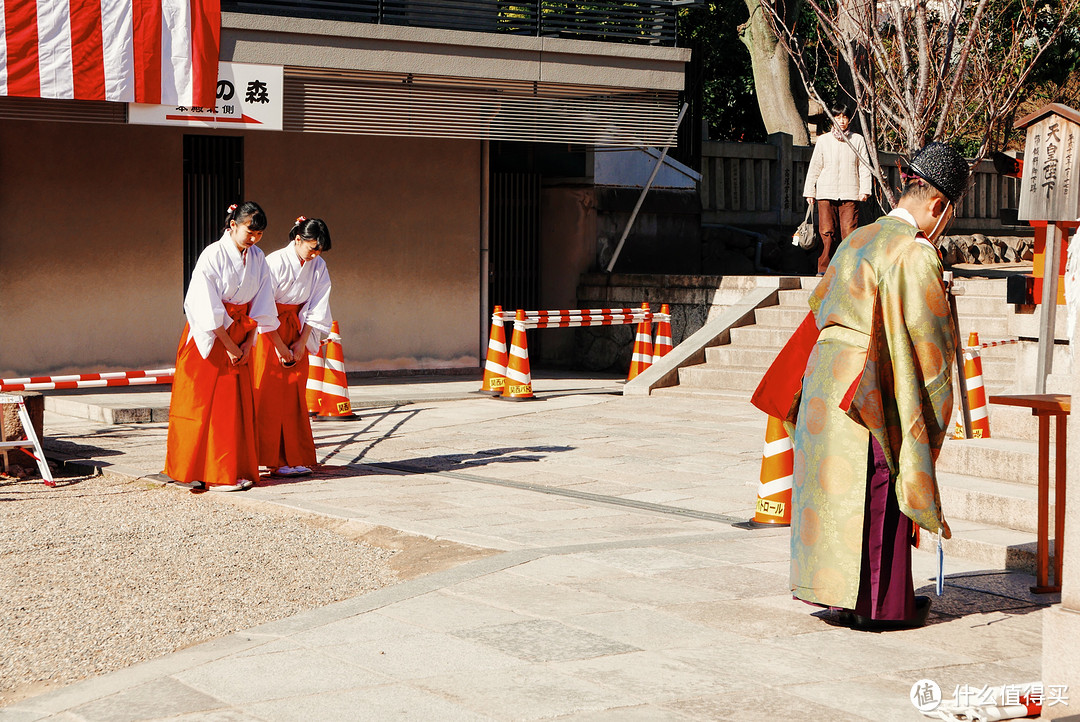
[1035,222,1062,394]
[947,274,973,439]
[479,140,491,365]
[605,102,689,273]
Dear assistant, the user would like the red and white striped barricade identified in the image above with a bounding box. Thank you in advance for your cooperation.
[0,368,176,392]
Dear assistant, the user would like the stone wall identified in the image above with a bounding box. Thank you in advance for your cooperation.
[573,274,779,372]
[939,235,1033,266]
[702,224,1036,278]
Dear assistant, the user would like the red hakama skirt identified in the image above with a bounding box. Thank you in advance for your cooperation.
[252,303,317,469]
[164,302,260,487]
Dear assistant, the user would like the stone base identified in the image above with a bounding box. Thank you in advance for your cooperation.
[1,391,45,469]
[1042,606,1080,719]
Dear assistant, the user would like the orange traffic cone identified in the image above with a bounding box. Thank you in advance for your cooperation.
[480,306,509,395]
[499,310,535,401]
[653,303,673,359]
[750,415,793,527]
[305,345,326,415]
[313,321,358,421]
[952,331,991,439]
[627,302,653,381]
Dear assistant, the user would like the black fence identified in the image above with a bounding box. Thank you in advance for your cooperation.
[222,0,682,45]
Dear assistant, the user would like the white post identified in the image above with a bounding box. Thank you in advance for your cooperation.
[1035,222,1062,393]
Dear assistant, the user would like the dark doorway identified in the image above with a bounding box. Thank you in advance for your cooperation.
[182,135,244,292]
[488,171,541,317]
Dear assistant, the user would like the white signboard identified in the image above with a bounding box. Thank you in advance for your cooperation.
[129,62,283,131]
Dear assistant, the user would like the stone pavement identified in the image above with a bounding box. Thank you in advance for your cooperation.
[3,374,1065,721]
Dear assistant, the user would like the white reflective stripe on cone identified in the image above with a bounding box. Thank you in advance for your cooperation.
[762,437,793,456]
[485,362,508,375]
[505,367,530,383]
[966,375,985,390]
[322,382,349,397]
[325,357,346,373]
[970,405,989,421]
[510,345,528,360]
[488,339,507,353]
[758,474,794,498]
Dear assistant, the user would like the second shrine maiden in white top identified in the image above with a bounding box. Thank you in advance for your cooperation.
[252,217,334,477]
[263,224,333,354]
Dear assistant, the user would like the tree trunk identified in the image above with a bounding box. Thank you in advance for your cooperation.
[739,0,809,145]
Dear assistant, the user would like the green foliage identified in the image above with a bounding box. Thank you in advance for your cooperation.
[678,3,767,141]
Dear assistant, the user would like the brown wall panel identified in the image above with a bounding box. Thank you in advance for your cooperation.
[0,120,482,376]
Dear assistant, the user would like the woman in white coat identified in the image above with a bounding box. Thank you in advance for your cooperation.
[803,105,873,274]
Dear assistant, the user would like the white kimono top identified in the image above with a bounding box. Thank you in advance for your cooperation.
[264,242,333,354]
[184,233,280,359]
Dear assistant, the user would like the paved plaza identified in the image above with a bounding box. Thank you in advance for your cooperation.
[2,375,1062,721]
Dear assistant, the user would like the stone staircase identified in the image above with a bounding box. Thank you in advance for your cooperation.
[658,276,1064,575]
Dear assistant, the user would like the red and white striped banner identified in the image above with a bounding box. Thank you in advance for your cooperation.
[0,368,175,391]
[0,0,220,105]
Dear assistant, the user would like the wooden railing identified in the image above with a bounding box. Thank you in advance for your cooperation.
[701,134,1025,235]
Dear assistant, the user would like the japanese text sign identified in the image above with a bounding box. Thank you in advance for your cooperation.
[129,62,283,131]
[1017,104,1080,221]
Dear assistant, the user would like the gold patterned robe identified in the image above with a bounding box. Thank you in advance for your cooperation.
[788,214,957,610]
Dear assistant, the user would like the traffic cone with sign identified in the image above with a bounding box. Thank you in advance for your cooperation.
[499,310,535,401]
[305,346,326,415]
[313,321,358,420]
[750,415,793,527]
[480,306,509,395]
[952,331,991,439]
[653,303,673,359]
[627,302,653,381]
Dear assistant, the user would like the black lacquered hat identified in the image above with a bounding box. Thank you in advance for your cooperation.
[907,142,971,205]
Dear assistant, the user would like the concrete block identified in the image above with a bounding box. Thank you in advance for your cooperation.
[1,391,44,468]
[1042,607,1080,719]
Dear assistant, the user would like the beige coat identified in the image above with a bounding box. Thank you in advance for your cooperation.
[803,132,872,201]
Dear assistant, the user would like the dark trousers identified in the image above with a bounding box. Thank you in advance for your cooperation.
[816,199,860,273]
[854,436,916,621]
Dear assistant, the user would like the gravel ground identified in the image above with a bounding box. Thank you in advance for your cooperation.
[0,470,399,706]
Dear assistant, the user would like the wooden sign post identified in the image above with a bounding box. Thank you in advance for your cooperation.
[1015,104,1080,393]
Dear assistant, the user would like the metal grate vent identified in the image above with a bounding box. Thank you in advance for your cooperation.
[0,96,126,124]
[283,68,680,146]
